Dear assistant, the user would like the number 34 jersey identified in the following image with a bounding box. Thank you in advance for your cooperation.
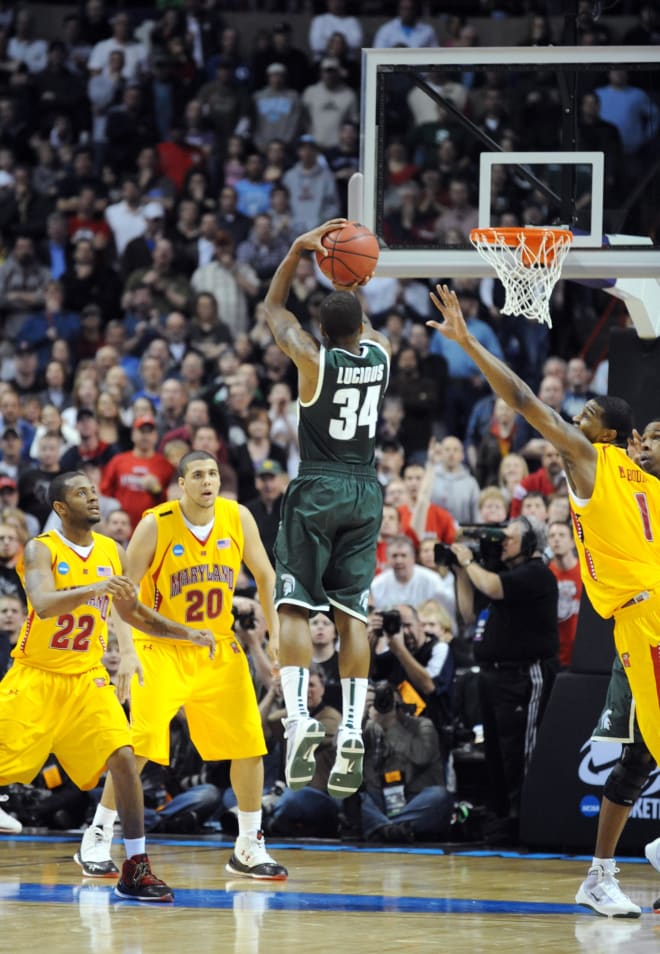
[138,498,243,642]
[299,340,390,466]
[13,530,122,674]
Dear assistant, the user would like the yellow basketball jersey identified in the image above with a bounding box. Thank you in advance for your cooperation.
[569,443,660,618]
[137,497,243,641]
[13,530,122,674]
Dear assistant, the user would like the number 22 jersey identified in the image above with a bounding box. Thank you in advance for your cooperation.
[13,530,122,674]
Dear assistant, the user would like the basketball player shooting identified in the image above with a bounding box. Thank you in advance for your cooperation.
[263,219,390,801]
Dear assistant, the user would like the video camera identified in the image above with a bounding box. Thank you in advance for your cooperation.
[435,523,508,572]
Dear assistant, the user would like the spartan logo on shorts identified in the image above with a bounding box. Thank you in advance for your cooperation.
[281,573,296,597]
[359,590,369,612]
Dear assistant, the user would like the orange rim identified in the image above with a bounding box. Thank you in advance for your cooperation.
[470,227,573,265]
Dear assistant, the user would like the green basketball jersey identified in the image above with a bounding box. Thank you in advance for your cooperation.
[298,340,390,466]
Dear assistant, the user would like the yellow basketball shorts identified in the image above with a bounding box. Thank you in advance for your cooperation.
[131,635,267,764]
[613,590,660,765]
[0,662,132,790]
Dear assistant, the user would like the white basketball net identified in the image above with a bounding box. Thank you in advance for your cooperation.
[470,228,573,327]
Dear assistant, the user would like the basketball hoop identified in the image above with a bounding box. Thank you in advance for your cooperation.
[469,227,574,327]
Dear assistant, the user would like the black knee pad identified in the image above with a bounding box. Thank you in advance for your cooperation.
[603,742,656,806]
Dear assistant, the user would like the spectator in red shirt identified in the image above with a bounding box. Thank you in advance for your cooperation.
[509,442,566,517]
[400,462,456,545]
[547,520,582,668]
[99,414,174,528]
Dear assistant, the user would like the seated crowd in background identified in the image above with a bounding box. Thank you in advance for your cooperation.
[0,0,646,843]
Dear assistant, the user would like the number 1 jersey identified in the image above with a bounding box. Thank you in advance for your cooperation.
[298,340,390,466]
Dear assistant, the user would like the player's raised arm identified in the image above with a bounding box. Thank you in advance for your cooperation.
[264,219,347,371]
[427,283,597,495]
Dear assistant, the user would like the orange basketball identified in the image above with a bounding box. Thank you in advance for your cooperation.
[315,222,380,286]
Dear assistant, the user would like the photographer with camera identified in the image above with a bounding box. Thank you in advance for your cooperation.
[450,515,559,843]
[369,604,454,744]
[360,681,453,842]
[232,597,275,698]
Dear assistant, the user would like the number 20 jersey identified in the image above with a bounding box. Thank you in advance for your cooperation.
[137,497,243,642]
[298,340,390,466]
[13,530,122,674]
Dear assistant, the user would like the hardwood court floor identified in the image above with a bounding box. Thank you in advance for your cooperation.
[2,833,660,954]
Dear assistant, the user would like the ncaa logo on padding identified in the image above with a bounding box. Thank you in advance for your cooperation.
[172,544,184,556]
[57,562,69,575]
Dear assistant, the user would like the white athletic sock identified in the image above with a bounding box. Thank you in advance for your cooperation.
[340,677,368,731]
[280,666,309,719]
[124,837,146,859]
[93,805,118,830]
[238,810,262,840]
[592,855,615,873]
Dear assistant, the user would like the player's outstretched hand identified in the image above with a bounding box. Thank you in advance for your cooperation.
[188,628,216,660]
[427,284,469,342]
[294,219,348,257]
[115,650,144,704]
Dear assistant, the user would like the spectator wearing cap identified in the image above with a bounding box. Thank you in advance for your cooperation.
[282,136,340,233]
[372,0,439,49]
[60,408,116,472]
[0,428,25,481]
[251,62,302,153]
[17,280,81,372]
[252,22,311,94]
[8,341,42,398]
[99,414,174,529]
[87,9,146,81]
[0,388,35,463]
[0,476,38,539]
[308,0,363,63]
[120,201,166,281]
[245,458,286,566]
[301,56,358,151]
[0,235,52,338]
